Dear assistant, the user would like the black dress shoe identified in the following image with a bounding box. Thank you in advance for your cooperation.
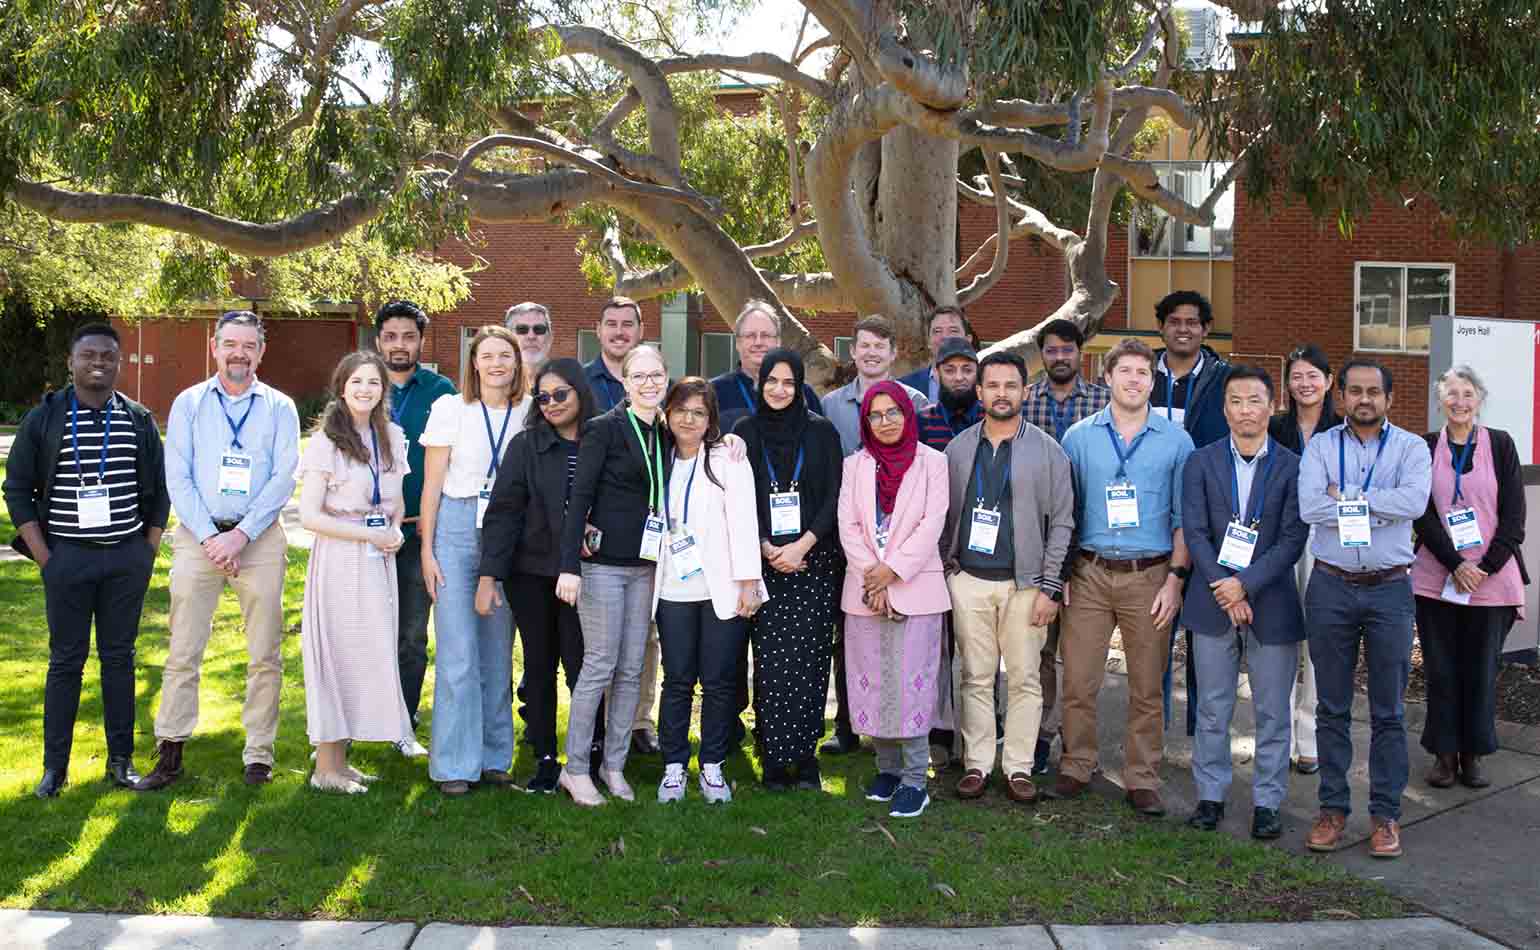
[795,757,823,791]
[762,762,791,791]
[1032,737,1053,776]
[1251,806,1283,840]
[243,762,272,786]
[105,756,141,789]
[34,769,67,799]
[1186,799,1224,831]
[819,732,859,755]
[629,729,660,756]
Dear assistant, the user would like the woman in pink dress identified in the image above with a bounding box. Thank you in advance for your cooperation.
[299,350,415,794]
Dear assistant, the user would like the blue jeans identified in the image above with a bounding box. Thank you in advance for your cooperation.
[1306,567,1414,820]
[1191,626,1296,810]
[427,496,514,782]
[657,598,748,767]
[568,562,655,774]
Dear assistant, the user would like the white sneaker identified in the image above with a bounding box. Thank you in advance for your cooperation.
[397,737,428,758]
[601,768,635,802]
[658,763,687,803]
[700,762,732,804]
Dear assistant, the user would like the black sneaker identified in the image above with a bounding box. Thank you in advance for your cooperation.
[527,756,560,794]
[1251,806,1283,840]
[1186,800,1225,831]
[1031,737,1053,776]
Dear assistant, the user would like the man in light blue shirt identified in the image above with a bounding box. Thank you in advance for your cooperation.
[137,311,300,792]
[1296,359,1430,859]
[1054,338,1194,818]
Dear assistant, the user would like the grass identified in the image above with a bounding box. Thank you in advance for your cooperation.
[0,463,1406,927]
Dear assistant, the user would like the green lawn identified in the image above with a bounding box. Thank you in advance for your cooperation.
[0,492,1405,926]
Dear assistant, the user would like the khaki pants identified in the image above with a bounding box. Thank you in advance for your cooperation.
[155,523,288,766]
[1060,557,1171,791]
[947,571,1047,777]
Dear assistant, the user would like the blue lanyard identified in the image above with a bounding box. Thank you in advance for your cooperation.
[972,441,1011,509]
[390,378,417,426]
[666,451,699,528]
[481,400,514,482]
[1228,440,1276,526]
[736,374,758,416]
[214,389,256,450]
[1103,422,1149,480]
[762,442,804,491]
[1450,429,1477,505]
[70,392,112,485]
[1338,425,1390,495]
[366,425,382,507]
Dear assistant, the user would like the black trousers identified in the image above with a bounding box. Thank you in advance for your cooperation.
[41,537,156,770]
[395,532,434,727]
[657,598,749,766]
[1415,596,1515,757]
[832,611,855,739]
[507,572,594,760]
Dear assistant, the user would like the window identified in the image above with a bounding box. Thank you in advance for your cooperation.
[833,336,853,364]
[700,332,735,379]
[1354,263,1452,354]
[577,329,600,364]
[458,326,476,392]
[1131,162,1235,259]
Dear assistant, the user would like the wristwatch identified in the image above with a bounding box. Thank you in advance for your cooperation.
[1170,565,1191,581]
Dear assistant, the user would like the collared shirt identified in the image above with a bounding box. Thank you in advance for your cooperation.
[1154,352,1204,427]
[820,378,931,457]
[391,365,456,533]
[1022,377,1111,444]
[584,357,627,413]
[916,400,982,450]
[165,376,300,543]
[46,394,142,542]
[1298,420,1432,572]
[1061,405,1195,558]
[1229,436,1270,520]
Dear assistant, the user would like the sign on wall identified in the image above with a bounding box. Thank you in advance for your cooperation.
[1427,316,1538,462]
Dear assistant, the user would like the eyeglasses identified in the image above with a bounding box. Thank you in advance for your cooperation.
[866,408,905,425]
[512,324,549,337]
[628,371,667,385]
[535,387,574,406]
[736,331,778,343]
[670,407,709,422]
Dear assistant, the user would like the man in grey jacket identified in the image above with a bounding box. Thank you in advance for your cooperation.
[942,351,1075,805]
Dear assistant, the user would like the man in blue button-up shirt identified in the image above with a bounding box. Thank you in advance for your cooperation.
[1297,359,1431,859]
[1055,338,1194,817]
[137,311,300,792]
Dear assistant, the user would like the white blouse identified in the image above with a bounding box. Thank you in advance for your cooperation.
[418,393,531,498]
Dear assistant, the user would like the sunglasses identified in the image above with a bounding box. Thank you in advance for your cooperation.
[512,324,550,336]
[535,386,574,406]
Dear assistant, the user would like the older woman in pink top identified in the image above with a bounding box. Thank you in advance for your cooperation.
[1411,365,1528,790]
[837,380,951,820]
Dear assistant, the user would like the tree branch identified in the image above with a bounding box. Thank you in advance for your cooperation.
[956,179,1080,256]
[658,52,833,101]
[758,269,847,311]
[1101,151,1243,227]
[277,0,387,138]
[969,85,1196,131]
[614,220,819,299]
[1107,3,1171,80]
[553,25,682,174]
[956,152,1011,308]
[601,216,627,290]
[893,80,1114,173]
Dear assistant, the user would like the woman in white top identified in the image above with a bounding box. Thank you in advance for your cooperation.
[651,378,764,804]
[418,325,529,796]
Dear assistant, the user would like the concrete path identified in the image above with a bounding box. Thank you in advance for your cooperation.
[0,911,1505,950]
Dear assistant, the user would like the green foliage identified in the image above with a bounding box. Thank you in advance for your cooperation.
[0,296,94,404]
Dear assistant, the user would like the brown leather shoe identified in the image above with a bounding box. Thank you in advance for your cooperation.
[1306,809,1347,852]
[440,780,472,796]
[132,740,184,792]
[1369,817,1402,858]
[1005,772,1038,804]
[955,769,987,799]
[1459,753,1490,789]
[478,769,517,787]
[1425,753,1458,788]
[1125,787,1165,817]
[1049,773,1088,800]
[243,762,272,785]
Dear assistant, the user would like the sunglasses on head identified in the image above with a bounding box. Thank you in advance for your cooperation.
[512,324,549,336]
[535,386,574,406]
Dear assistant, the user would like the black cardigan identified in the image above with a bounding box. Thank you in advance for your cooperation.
[559,402,669,572]
[478,424,577,580]
[1268,409,1343,455]
[732,412,843,553]
[1412,426,1529,583]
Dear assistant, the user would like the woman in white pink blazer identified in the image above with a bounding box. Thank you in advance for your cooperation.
[838,380,951,819]
[651,377,765,804]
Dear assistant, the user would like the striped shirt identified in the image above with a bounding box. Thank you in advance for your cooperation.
[1022,377,1111,443]
[46,396,143,543]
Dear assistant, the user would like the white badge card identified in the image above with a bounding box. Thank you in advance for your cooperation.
[639,515,666,561]
[218,453,252,497]
[1440,573,1473,606]
[1336,498,1371,547]
[967,507,1001,555]
[1217,521,1258,571]
[365,512,389,558]
[1105,484,1140,529]
[668,530,705,581]
[769,491,802,537]
[476,487,492,529]
[875,519,891,551]
[1446,507,1483,551]
[77,486,112,529]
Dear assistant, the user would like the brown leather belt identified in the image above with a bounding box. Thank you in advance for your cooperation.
[1078,550,1170,573]
[1314,561,1410,586]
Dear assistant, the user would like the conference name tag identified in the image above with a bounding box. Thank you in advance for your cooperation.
[769,491,801,536]
[1105,484,1139,529]
[639,515,666,561]
[968,507,1001,555]
[1445,507,1483,551]
[218,453,252,496]
[365,512,388,559]
[476,485,492,530]
[875,520,891,551]
[668,530,705,581]
[1336,498,1371,547]
[77,486,112,529]
[1217,521,1258,571]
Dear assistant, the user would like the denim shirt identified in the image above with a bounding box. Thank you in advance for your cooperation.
[1062,405,1195,558]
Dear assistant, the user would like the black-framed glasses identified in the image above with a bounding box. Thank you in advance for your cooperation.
[866,407,905,425]
[512,324,549,336]
[535,387,574,406]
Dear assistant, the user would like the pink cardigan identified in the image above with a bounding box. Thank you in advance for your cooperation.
[650,445,767,621]
[837,444,952,617]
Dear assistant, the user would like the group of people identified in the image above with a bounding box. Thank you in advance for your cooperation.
[4,290,1524,861]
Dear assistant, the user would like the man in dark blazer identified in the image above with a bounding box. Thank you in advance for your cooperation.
[1180,365,1308,840]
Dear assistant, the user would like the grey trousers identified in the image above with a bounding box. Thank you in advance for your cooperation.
[1191,626,1296,810]
[875,736,930,788]
[567,562,655,774]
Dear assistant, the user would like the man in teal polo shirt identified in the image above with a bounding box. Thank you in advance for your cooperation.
[376,300,456,754]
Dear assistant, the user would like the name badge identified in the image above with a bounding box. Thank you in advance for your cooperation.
[1445,507,1483,551]
[1336,498,1371,547]
[875,519,891,551]
[476,485,492,530]
[218,453,252,496]
[78,486,112,529]
[668,530,705,581]
[1440,573,1473,606]
[1105,484,1139,529]
[1217,521,1258,571]
[769,491,801,537]
[968,507,1001,554]
[639,515,666,561]
[365,512,388,558]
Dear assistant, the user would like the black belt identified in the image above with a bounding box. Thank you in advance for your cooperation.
[213,519,240,534]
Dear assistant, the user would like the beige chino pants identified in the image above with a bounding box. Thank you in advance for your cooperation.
[947,571,1047,777]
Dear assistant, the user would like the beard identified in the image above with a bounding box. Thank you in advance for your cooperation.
[383,352,417,371]
[939,385,977,413]
[1046,361,1077,384]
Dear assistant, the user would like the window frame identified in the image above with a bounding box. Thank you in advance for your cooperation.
[1128,160,1236,262]
[1352,261,1455,355]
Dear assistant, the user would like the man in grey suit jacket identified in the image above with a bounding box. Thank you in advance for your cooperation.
[1180,365,1309,840]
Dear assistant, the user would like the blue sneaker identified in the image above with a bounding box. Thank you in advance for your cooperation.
[889,784,929,818]
[865,772,902,802]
